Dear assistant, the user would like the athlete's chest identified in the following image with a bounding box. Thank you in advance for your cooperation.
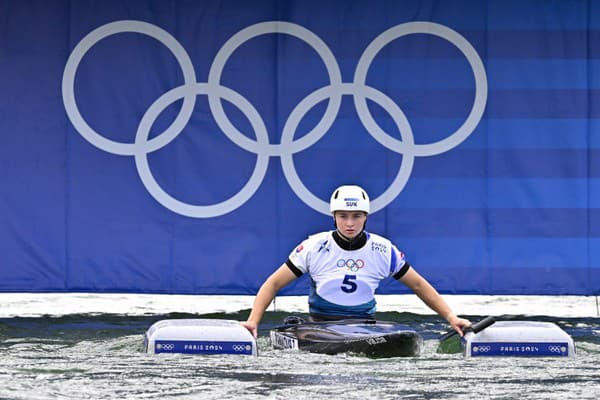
[308,244,388,278]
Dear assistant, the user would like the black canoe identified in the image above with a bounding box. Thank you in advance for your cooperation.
[270,318,423,358]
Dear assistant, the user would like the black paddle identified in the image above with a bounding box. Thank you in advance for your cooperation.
[439,315,496,342]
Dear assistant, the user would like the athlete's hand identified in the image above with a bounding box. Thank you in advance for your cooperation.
[448,315,471,336]
[240,320,258,338]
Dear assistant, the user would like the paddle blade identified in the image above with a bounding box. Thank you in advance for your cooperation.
[437,316,496,354]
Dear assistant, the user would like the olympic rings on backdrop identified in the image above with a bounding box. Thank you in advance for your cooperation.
[62,20,487,218]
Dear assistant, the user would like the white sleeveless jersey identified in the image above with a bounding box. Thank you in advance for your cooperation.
[288,231,407,315]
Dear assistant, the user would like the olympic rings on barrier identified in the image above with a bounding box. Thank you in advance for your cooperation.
[157,343,175,351]
[232,344,252,352]
[472,345,491,353]
[548,345,567,353]
[63,20,487,218]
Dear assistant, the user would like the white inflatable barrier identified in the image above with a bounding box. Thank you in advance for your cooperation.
[463,321,575,357]
[144,319,257,356]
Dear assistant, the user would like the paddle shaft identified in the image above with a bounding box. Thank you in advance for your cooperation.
[439,316,496,342]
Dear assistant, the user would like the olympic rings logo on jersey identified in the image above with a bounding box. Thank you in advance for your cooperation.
[62,20,487,218]
[337,258,365,272]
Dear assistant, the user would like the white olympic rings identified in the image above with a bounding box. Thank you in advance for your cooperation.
[472,345,491,353]
[232,344,251,352]
[62,20,487,218]
[157,343,174,351]
[548,345,567,353]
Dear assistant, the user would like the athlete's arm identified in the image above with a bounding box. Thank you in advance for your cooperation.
[241,263,298,338]
[398,267,471,336]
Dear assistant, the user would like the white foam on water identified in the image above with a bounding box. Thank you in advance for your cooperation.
[0,293,597,317]
[1,293,598,400]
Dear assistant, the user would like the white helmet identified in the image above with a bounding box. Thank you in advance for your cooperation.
[329,185,370,214]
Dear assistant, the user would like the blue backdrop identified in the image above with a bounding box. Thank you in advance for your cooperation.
[0,0,598,295]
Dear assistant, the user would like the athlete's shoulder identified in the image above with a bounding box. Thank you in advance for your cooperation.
[366,231,391,242]
[306,230,333,240]
[292,231,332,253]
[366,232,393,247]
[367,232,407,264]
[302,231,334,250]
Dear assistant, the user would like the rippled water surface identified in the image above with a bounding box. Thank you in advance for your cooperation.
[1,310,599,400]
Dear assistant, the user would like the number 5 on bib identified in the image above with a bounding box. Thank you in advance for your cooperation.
[341,274,357,293]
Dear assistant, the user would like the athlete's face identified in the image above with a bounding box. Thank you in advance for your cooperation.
[334,211,367,239]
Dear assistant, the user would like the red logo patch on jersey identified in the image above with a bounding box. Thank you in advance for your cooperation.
[295,245,304,253]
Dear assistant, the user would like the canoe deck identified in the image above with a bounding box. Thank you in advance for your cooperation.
[270,318,423,358]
